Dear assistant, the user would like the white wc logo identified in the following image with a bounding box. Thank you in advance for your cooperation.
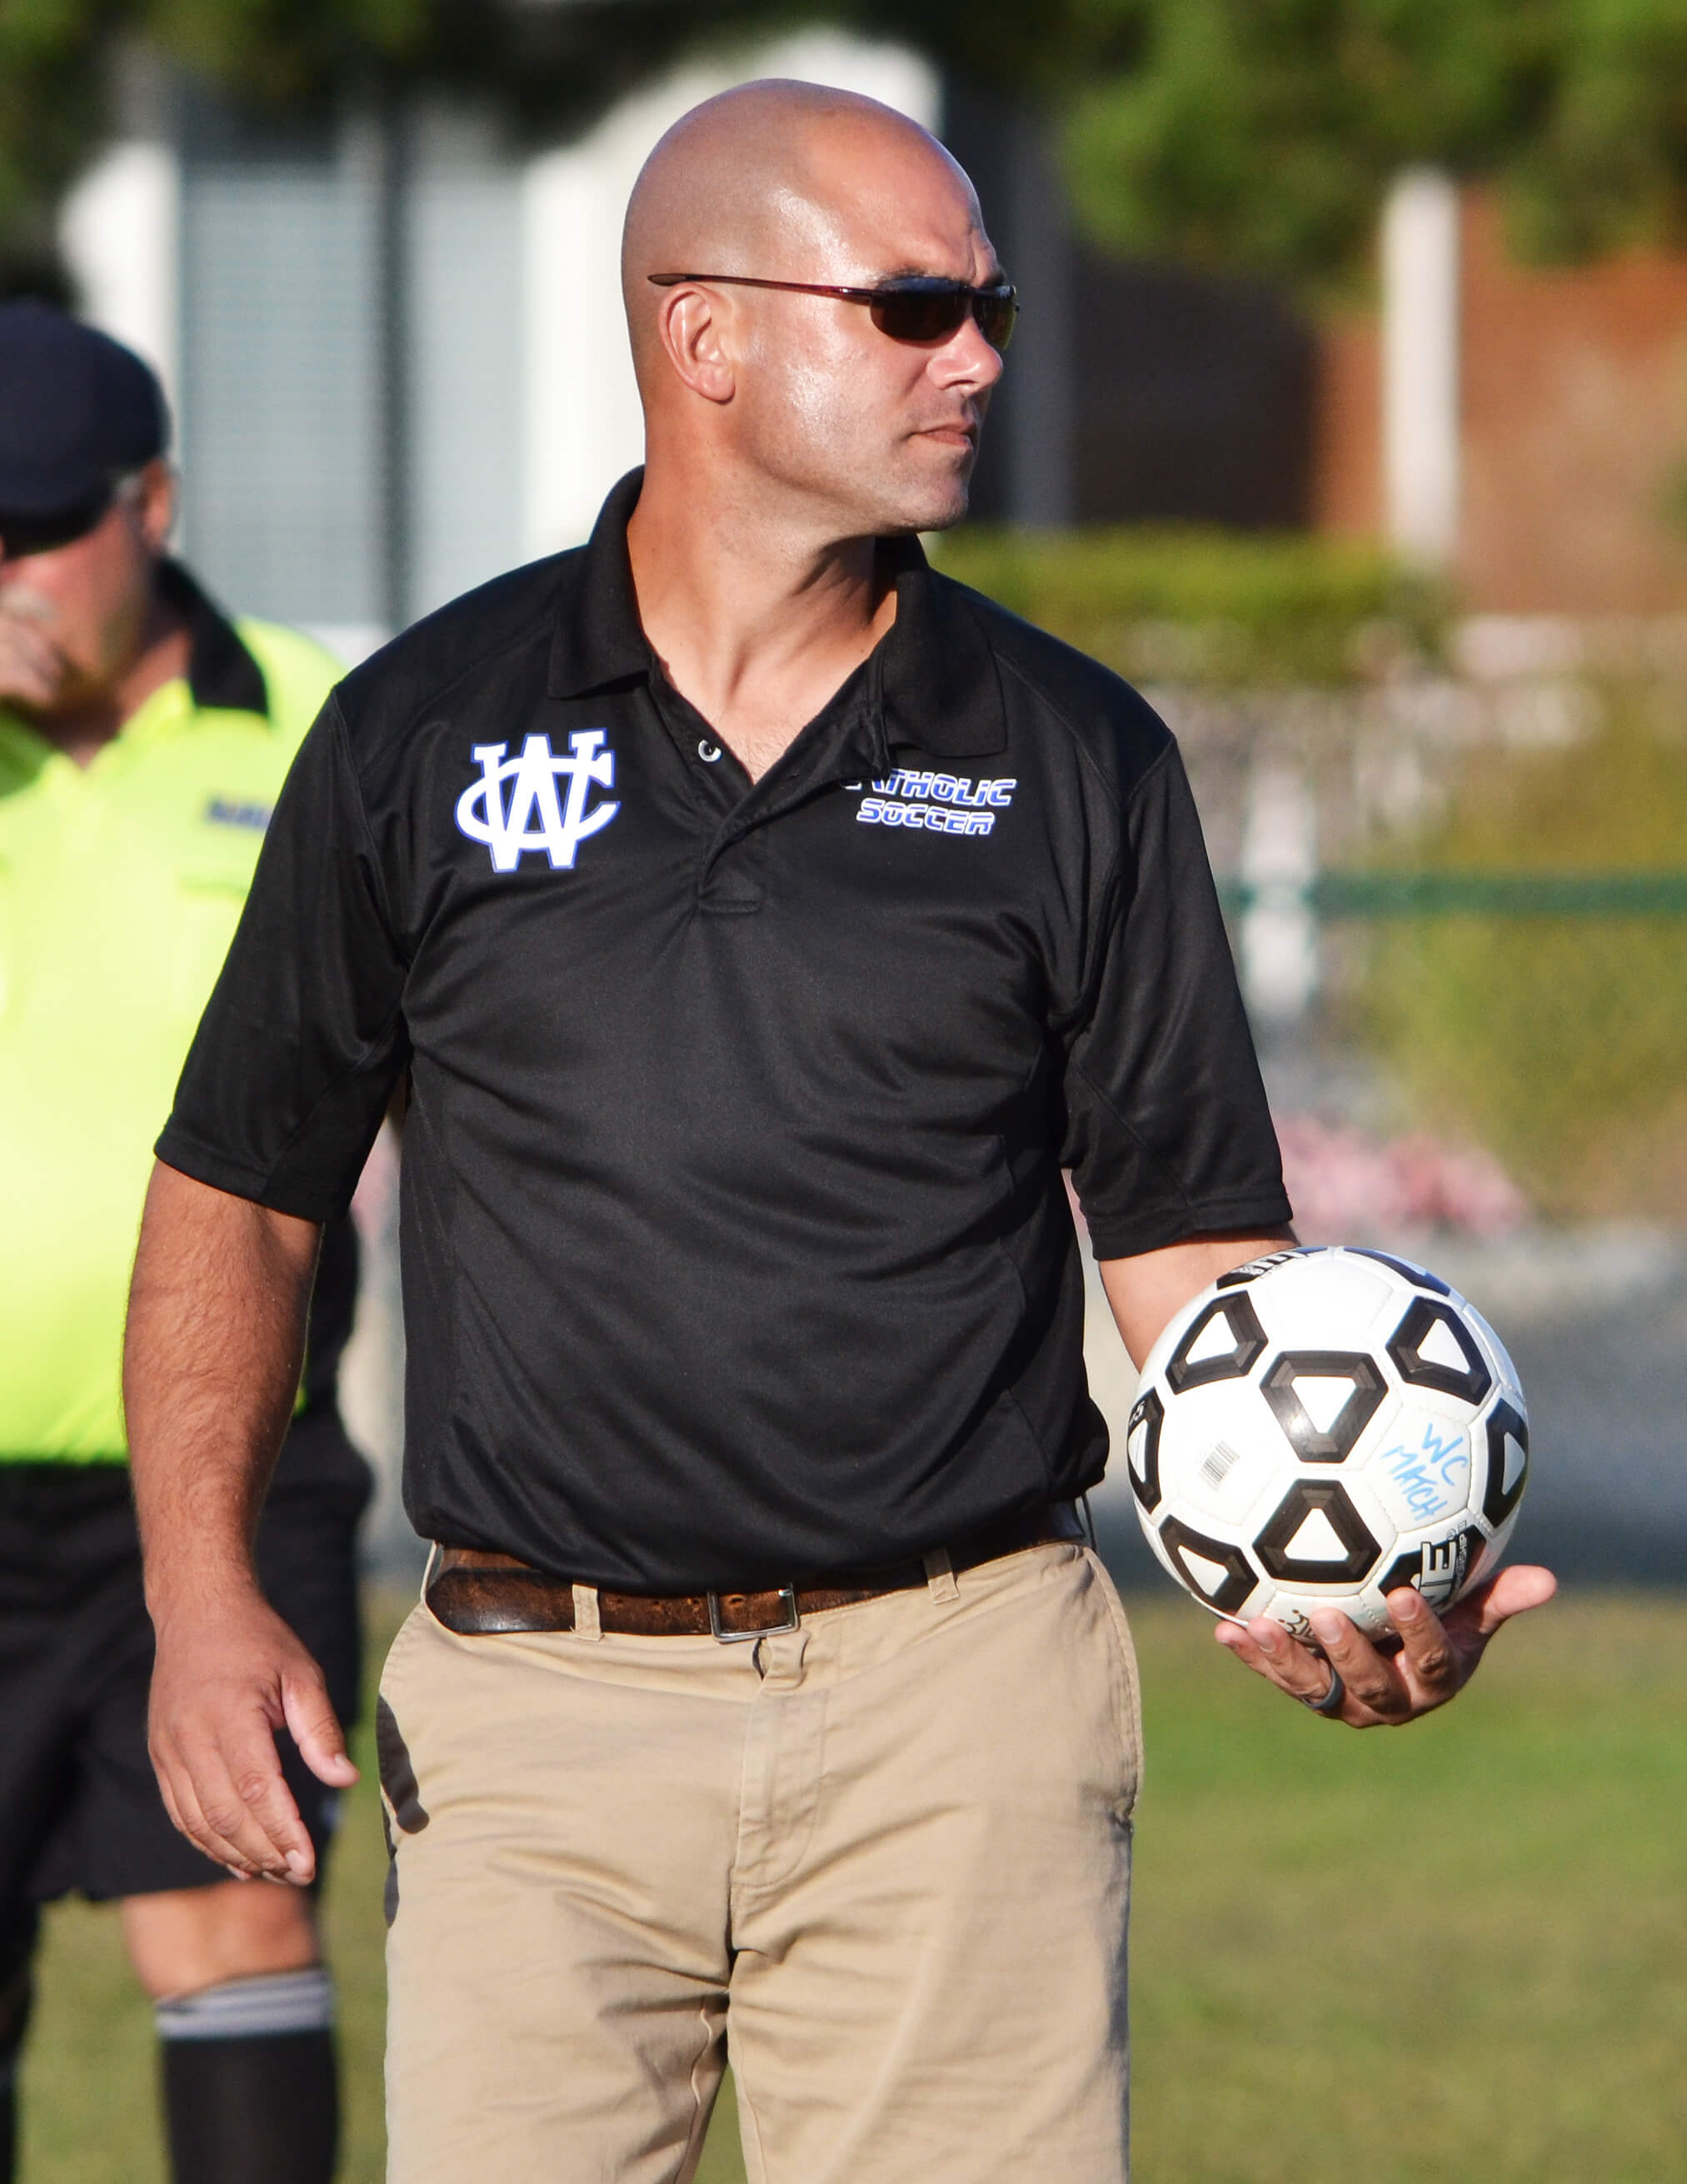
[455,731,620,871]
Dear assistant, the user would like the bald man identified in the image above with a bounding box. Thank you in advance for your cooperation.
[124,81,1554,2184]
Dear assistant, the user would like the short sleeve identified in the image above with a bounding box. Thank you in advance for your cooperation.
[156,697,410,1221]
[1061,742,1291,1259]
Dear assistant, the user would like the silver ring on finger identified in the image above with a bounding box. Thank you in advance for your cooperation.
[1305,1662,1345,1717]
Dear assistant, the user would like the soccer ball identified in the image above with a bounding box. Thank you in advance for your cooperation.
[1125,1245,1528,1638]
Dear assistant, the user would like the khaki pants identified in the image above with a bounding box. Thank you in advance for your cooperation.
[377,1539,1142,2183]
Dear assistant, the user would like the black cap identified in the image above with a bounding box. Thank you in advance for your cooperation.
[0,303,169,525]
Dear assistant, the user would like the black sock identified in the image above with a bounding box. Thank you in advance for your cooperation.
[0,1916,36,2184]
[0,2044,17,2184]
[157,1970,337,2184]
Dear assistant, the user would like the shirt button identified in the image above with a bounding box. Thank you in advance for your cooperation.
[697,739,722,764]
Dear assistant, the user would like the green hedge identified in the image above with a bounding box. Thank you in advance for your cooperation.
[932,525,1448,687]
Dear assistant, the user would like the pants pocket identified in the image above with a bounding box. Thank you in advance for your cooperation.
[1084,1548,1145,1814]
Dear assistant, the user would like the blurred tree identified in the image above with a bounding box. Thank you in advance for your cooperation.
[0,0,129,279]
[0,0,1085,281]
[1063,0,1687,293]
[9,0,1687,293]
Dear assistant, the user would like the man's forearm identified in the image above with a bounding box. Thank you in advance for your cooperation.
[125,1162,354,1882]
[1099,1229,1295,1368]
[124,1160,322,1609]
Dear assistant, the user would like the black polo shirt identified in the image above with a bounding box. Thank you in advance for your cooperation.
[158,471,1289,1590]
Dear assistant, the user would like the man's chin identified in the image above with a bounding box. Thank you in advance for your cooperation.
[880,469,974,537]
[813,446,974,540]
[906,486,972,536]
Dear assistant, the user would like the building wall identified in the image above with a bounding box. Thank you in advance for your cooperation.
[175,95,392,640]
[1070,254,1315,529]
[1312,188,1687,611]
[950,84,1319,533]
[1310,313,1381,541]
[1460,193,1687,613]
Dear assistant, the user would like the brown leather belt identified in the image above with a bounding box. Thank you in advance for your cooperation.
[427,1500,1086,1640]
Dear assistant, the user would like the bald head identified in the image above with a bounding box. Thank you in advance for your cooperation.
[618,79,1003,542]
[621,81,982,386]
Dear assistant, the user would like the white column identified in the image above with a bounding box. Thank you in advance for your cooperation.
[521,31,938,559]
[58,141,182,428]
[1240,759,1319,1026]
[1381,167,1460,567]
[522,134,643,559]
[1001,108,1075,527]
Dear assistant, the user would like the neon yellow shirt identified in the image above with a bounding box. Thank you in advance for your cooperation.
[0,568,340,1458]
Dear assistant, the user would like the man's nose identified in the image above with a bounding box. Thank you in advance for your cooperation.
[934,316,1006,390]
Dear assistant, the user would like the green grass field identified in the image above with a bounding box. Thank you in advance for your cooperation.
[20,1590,1687,2182]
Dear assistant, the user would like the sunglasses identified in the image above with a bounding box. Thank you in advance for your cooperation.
[647,272,1018,352]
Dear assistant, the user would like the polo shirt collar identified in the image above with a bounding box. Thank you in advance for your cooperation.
[548,470,1007,760]
[876,534,1007,758]
[547,471,653,699]
[157,559,270,718]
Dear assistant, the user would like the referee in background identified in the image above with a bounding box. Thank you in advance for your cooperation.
[0,305,367,2184]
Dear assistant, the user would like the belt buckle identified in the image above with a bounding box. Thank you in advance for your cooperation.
[706,1584,800,1643]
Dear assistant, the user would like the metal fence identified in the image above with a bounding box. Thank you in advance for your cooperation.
[1092,672,1686,1598]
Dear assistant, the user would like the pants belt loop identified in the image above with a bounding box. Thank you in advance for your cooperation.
[571,1583,602,1641]
[922,1548,960,1604]
[754,1626,809,1688]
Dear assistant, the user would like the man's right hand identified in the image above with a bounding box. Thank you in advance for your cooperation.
[147,1583,358,1886]
[126,1164,337,1881]
[0,593,69,711]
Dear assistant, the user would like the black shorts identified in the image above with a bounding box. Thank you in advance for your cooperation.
[0,1413,371,1947]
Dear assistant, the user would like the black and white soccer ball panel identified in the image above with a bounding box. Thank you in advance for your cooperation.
[1126,1245,1529,1637]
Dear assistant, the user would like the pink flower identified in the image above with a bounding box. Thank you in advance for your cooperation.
[1275,1115,1526,1241]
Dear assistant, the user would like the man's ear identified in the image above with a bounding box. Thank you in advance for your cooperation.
[136,459,178,556]
[656,285,736,406]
